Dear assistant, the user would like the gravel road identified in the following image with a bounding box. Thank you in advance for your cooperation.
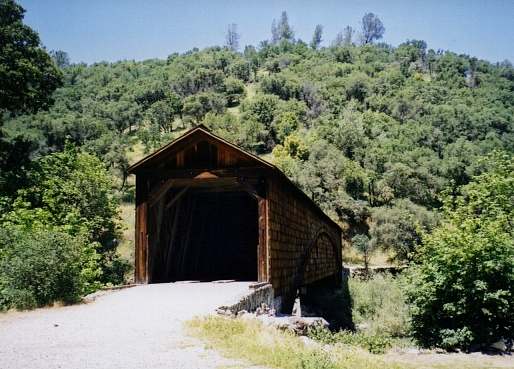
[0,282,260,369]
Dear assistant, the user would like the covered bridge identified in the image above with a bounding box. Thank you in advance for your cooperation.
[128,125,342,308]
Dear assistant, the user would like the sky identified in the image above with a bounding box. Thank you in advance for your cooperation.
[18,0,514,64]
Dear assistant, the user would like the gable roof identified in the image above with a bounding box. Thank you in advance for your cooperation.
[128,125,341,232]
[128,124,275,173]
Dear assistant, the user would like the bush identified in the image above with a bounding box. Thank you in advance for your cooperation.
[0,228,101,310]
[350,274,410,337]
[307,326,392,354]
[0,146,125,286]
[405,152,514,350]
[369,199,439,262]
[406,219,514,350]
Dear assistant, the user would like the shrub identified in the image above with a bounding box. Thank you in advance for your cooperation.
[0,227,101,310]
[405,152,514,350]
[369,199,439,262]
[308,326,392,354]
[350,274,410,337]
[406,219,514,350]
[0,146,125,286]
[351,234,373,271]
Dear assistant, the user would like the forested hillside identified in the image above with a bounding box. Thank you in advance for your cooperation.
[3,13,513,263]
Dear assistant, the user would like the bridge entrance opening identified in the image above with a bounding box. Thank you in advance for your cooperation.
[148,189,258,283]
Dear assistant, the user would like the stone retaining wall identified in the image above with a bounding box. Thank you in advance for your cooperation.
[217,283,274,314]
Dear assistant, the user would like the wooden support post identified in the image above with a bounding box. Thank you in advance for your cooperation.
[135,201,148,283]
[258,195,268,282]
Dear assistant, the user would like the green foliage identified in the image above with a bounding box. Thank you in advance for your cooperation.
[189,316,406,368]
[183,92,226,123]
[229,60,252,82]
[351,234,372,270]
[273,111,300,143]
[242,94,279,127]
[0,0,63,201]
[369,200,439,261]
[0,227,101,310]
[308,326,393,354]
[349,274,410,337]
[307,274,409,354]
[0,0,62,116]
[145,94,182,132]
[223,77,246,106]
[405,152,514,350]
[0,146,128,286]
[1,14,513,283]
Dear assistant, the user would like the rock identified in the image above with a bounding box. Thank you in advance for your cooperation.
[236,310,249,317]
[215,307,234,317]
[490,340,507,352]
[257,316,329,335]
[299,336,318,347]
[489,338,513,353]
[255,303,275,317]
[288,317,329,335]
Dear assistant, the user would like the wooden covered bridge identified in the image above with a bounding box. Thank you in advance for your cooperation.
[128,125,342,308]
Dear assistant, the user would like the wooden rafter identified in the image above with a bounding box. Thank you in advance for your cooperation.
[148,179,174,207]
[165,186,190,210]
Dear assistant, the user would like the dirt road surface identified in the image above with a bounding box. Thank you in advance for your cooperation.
[0,282,260,369]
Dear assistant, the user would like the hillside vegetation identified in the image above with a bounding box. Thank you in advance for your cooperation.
[3,27,514,261]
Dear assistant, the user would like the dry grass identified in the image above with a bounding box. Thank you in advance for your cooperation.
[117,202,135,279]
[342,246,396,267]
[187,316,513,369]
[126,141,146,166]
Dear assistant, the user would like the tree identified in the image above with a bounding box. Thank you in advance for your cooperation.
[182,92,226,123]
[342,26,354,45]
[144,92,182,133]
[50,50,70,69]
[332,32,344,47]
[271,19,279,44]
[272,111,299,143]
[0,145,127,287]
[352,234,372,272]
[369,199,438,261]
[272,11,294,44]
[361,12,385,44]
[225,23,240,52]
[467,57,478,88]
[0,0,63,200]
[223,77,246,106]
[406,152,514,350]
[0,0,62,116]
[310,24,323,50]
[242,94,279,127]
[334,26,354,46]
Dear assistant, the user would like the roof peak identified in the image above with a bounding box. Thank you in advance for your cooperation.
[192,123,210,132]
